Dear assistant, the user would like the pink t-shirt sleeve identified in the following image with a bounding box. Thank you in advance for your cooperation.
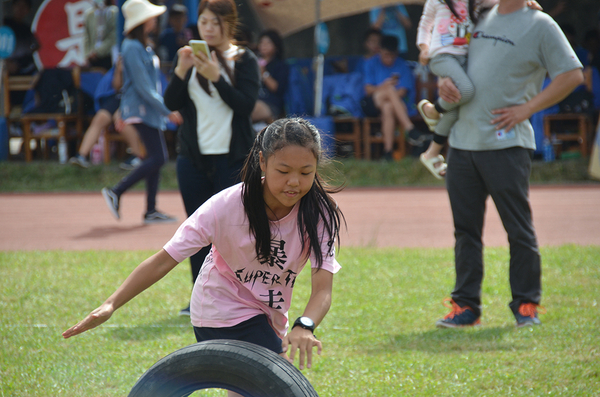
[309,218,342,275]
[163,198,217,263]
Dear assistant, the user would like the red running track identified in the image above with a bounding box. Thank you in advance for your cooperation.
[1,185,599,251]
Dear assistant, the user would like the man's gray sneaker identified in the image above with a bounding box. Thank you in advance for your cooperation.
[144,210,177,224]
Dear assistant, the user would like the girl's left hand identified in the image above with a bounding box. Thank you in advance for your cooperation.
[193,50,221,83]
[281,327,322,370]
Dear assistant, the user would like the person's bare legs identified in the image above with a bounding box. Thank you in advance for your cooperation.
[378,101,395,153]
[77,110,112,157]
[375,84,415,132]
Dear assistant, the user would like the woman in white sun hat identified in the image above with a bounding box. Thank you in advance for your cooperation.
[101,0,183,224]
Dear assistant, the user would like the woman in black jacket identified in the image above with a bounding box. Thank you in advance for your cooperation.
[164,0,259,316]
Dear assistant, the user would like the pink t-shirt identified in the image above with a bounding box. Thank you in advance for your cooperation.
[417,0,497,58]
[163,183,341,338]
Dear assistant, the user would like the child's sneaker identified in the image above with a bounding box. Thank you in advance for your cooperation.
[435,298,481,328]
[144,210,177,224]
[101,187,120,220]
[69,154,90,168]
[515,303,545,327]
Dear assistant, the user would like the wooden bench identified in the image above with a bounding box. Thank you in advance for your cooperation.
[3,67,85,161]
[543,113,592,157]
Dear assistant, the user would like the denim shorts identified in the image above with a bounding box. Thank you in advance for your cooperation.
[98,94,120,114]
[193,314,283,354]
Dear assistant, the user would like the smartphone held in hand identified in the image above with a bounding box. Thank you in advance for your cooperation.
[189,40,210,58]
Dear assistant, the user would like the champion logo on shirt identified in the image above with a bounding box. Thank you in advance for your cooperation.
[472,30,515,46]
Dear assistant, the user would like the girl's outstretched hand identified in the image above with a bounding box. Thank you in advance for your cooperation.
[62,303,114,339]
[281,327,322,370]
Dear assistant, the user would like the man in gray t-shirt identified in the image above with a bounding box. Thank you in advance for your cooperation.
[435,1,583,328]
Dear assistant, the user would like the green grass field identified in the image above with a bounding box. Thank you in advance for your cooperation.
[0,156,595,192]
[1,246,599,396]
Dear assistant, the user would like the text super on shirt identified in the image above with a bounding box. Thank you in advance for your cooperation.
[163,182,341,337]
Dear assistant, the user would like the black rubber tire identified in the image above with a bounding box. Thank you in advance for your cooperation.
[128,339,319,397]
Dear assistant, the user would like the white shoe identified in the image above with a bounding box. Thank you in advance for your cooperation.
[420,153,447,180]
[417,100,440,132]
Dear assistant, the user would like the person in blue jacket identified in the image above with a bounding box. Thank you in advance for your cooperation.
[101,0,182,224]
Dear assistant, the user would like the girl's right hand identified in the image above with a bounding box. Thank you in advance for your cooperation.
[62,303,114,339]
[174,46,195,80]
[281,327,322,370]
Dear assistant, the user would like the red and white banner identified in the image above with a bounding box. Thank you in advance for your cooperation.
[31,0,93,69]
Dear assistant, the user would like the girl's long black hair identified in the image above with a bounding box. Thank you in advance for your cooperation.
[443,0,478,25]
[240,118,345,269]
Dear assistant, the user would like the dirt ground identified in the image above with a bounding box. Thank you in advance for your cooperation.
[1,185,599,251]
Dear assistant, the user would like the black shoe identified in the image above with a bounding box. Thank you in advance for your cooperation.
[101,187,120,220]
[382,151,393,161]
[144,210,177,224]
[406,128,426,147]
[179,304,191,316]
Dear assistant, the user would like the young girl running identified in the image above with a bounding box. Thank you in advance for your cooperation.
[416,0,540,179]
[63,118,344,381]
